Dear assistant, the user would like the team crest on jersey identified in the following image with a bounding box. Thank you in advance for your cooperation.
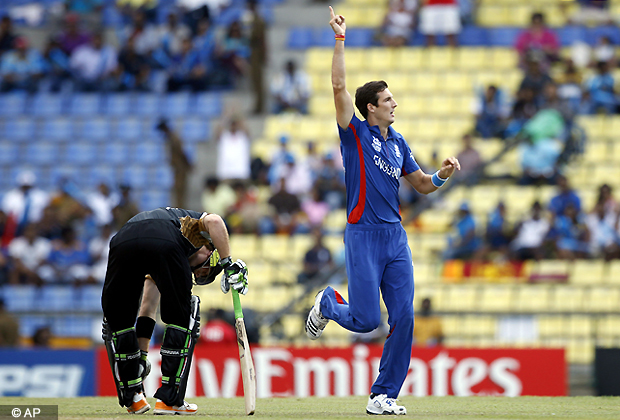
[394,144,401,158]
[372,137,382,152]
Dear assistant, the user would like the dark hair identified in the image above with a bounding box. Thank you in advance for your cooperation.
[355,80,388,120]
[531,12,544,24]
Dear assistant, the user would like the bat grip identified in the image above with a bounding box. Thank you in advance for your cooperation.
[232,289,243,319]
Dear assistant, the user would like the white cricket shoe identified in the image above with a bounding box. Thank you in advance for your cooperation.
[153,400,198,415]
[305,289,328,340]
[366,394,407,415]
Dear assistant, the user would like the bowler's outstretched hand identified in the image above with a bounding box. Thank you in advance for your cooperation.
[329,6,346,35]
[438,157,461,179]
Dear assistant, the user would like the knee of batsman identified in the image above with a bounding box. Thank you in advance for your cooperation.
[358,312,382,333]
[160,325,197,383]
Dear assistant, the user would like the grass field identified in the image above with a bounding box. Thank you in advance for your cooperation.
[2,396,620,420]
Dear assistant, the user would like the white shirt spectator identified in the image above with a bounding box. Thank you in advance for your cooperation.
[8,235,51,271]
[70,43,117,81]
[89,231,114,283]
[216,128,251,180]
[511,218,550,250]
[2,172,49,225]
[86,187,119,226]
[586,212,616,256]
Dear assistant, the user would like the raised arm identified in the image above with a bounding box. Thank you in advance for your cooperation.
[329,6,354,130]
[404,157,461,194]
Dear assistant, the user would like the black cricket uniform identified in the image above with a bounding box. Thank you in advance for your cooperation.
[101,207,204,332]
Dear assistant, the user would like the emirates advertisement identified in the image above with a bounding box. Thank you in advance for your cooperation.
[96,345,566,397]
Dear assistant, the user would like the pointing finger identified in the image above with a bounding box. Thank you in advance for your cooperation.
[329,5,335,19]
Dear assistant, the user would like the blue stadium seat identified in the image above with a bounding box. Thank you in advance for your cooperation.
[557,26,587,46]
[180,117,209,141]
[0,142,19,165]
[88,166,118,187]
[24,142,58,165]
[63,143,98,165]
[587,25,620,46]
[488,28,521,47]
[152,166,173,189]
[18,315,49,338]
[79,117,111,141]
[4,118,36,141]
[346,28,374,47]
[102,142,131,165]
[37,285,75,312]
[140,190,171,210]
[459,26,488,46]
[313,27,336,47]
[288,27,313,49]
[31,94,65,117]
[3,285,37,312]
[120,165,149,190]
[49,166,82,188]
[105,93,133,116]
[76,285,103,311]
[162,93,191,117]
[133,143,165,165]
[0,92,27,116]
[64,316,94,337]
[115,117,143,140]
[134,94,162,117]
[194,93,223,118]
[68,94,102,116]
[215,7,243,26]
[40,117,73,141]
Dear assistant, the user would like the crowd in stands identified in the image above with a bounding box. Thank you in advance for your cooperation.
[443,178,620,262]
[0,0,267,93]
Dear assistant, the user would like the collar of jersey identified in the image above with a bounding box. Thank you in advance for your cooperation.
[365,121,396,142]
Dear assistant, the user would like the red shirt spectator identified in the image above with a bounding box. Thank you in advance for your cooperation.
[201,309,236,344]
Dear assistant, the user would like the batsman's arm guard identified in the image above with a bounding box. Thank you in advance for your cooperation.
[102,320,143,408]
[154,295,201,407]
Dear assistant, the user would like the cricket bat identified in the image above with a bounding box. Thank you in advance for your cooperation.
[232,289,256,415]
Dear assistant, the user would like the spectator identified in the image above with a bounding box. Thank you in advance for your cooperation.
[279,154,313,196]
[505,87,539,138]
[586,202,619,260]
[88,223,114,283]
[0,37,44,92]
[226,181,261,234]
[0,16,16,57]
[70,32,119,91]
[38,207,63,241]
[314,152,346,210]
[2,171,50,236]
[557,60,585,113]
[473,85,509,139]
[192,18,216,69]
[176,0,211,35]
[122,10,160,57]
[158,13,191,58]
[118,36,151,91]
[413,298,443,347]
[42,38,71,92]
[566,0,613,26]
[247,0,267,114]
[265,178,302,235]
[85,183,118,227]
[510,201,550,261]
[518,135,563,186]
[112,185,140,230]
[215,20,249,85]
[0,238,8,285]
[443,202,481,260]
[47,179,89,226]
[215,116,251,181]
[166,37,208,91]
[597,183,619,218]
[201,177,236,218]
[267,135,294,186]
[57,13,91,55]
[64,0,104,28]
[303,141,323,183]
[485,201,511,255]
[40,226,92,284]
[515,13,559,68]
[117,0,158,24]
[453,134,482,184]
[301,187,330,230]
[585,61,618,114]
[554,204,589,260]
[297,228,333,284]
[540,82,575,124]
[0,298,19,347]
[519,58,553,100]
[380,0,417,47]
[270,60,311,114]
[419,0,461,47]
[549,175,581,217]
[592,36,616,68]
[7,224,51,285]
[201,308,236,344]
[156,119,193,207]
[32,326,52,347]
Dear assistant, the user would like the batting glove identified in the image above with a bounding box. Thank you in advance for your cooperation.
[220,257,249,295]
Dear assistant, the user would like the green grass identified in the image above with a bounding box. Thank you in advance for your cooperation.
[1,396,620,420]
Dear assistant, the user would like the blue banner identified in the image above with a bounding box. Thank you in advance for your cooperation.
[0,350,95,396]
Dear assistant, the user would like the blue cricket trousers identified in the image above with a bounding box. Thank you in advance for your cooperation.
[320,222,414,398]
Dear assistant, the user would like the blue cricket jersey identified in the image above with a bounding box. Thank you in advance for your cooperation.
[338,115,420,225]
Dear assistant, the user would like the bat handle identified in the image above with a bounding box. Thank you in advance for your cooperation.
[232,289,243,319]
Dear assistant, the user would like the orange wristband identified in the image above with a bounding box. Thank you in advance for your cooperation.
[335,34,345,41]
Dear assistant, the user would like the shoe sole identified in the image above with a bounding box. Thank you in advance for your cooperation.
[154,408,197,416]
[366,409,404,415]
[128,404,151,415]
